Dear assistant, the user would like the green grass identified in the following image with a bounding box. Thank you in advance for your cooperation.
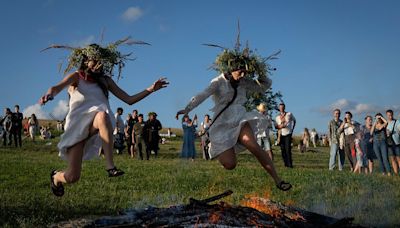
[1,138,399,227]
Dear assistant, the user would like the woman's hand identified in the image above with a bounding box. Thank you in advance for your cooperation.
[176,109,187,120]
[147,77,169,93]
[39,94,54,105]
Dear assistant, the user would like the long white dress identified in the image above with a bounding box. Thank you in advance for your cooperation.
[58,75,115,160]
[185,74,271,159]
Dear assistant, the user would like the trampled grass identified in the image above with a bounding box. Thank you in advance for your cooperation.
[1,138,399,227]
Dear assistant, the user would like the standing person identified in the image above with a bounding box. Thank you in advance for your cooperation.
[386,109,400,175]
[275,103,296,168]
[133,114,145,160]
[28,114,39,142]
[181,114,197,161]
[301,128,310,152]
[1,108,13,146]
[12,105,23,147]
[370,113,391,176]
[113,107,125,154]
[256,103,274,160]
[143,112,162,159]
[176,40,291,191]
[360,116,376,173]
[328,109,345,171]
[353,131,367,174]
[200,114,212,160]
[310,128,317,148]
[124,112,137,158]
[39,40,168,197]
[339,111,358,171]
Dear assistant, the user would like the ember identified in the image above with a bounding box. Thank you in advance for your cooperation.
[52,191,362,228]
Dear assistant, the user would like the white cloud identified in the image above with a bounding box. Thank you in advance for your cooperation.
[23,104,50,119]
[23,100,69,120]
[50,100,69,120]
[121,7,143,22]
[316,98,400,117]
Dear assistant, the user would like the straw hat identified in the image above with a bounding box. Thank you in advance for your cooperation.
[257,103,267,112]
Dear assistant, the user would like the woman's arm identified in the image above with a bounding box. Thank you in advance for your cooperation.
[370,122,376,135]
[39,72,79,105]
[176,78,220,119]
[107,77,168,105]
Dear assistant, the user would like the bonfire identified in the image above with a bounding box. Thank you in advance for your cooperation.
[52,190,362,227]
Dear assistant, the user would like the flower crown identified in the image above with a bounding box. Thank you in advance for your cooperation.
[41,37,150,80]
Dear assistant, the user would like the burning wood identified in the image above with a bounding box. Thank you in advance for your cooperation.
[52,190,362,228]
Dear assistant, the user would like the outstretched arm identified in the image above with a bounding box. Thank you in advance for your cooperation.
[39,72,79,105]
[176,78,219,119]
[107,77,168,105]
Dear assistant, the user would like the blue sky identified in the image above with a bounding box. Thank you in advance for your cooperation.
[1,0,399,134]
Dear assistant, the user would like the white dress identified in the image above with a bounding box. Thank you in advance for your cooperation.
[185,74,271,159]
[58,75,115,160]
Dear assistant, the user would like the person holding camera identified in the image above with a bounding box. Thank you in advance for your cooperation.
[339,111,358,171]
[370,113,391,176]
[386,110,400,175]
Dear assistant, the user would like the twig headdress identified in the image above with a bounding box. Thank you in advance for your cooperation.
[41,36,150,80]
[203,22,280,84]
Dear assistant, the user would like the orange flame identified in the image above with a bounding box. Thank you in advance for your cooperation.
[208,212,221,224]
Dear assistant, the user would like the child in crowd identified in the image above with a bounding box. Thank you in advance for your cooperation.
[353,132,367,174]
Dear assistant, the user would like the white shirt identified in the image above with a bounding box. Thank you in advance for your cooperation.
[114,113,124,135]
[275,112,296,136]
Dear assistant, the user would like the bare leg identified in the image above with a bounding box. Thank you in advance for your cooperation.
[217,148,237,170]
[53,140,85,186]
[368,160,373,174]
[90,111,115,170]
[391,156,399,175]
[238,122,282,185]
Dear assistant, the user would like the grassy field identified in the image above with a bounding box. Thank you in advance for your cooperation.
[1,137,400,227]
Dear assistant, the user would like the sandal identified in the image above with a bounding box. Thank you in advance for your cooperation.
[50,170,64,197]
[276,181,292,191]
[107,167,125,177]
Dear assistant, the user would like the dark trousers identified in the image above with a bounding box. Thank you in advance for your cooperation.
[137,142,143,160]
[280,134,293,168]
[344,134,356,169]
[13,128,22,147]
[146,147,158,160]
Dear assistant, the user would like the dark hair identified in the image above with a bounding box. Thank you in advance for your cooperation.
[133,109,138,114]
[79,52,109,98]
[117,107,123,113]
[345,111,352,118]
[279,103,285,107]
[386,109,393,115]
[205,114,210,118]
[375,113,383,117]
[364,115,372,120]
[334,109,340,113]
[15,105,19,109]
[138,114,143,118]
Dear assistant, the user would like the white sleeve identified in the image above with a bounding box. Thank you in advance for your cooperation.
[184,78,220,112]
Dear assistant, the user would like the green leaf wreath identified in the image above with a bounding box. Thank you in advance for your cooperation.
[203,22,283,112]
[41,37,150,80]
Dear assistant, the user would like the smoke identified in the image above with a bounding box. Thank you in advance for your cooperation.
[22,100,68,120]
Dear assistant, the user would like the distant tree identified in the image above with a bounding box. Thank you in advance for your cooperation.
[245,87,283,116]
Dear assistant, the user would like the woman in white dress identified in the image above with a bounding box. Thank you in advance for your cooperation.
[176,43,291,191]
[40,41,168,197]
